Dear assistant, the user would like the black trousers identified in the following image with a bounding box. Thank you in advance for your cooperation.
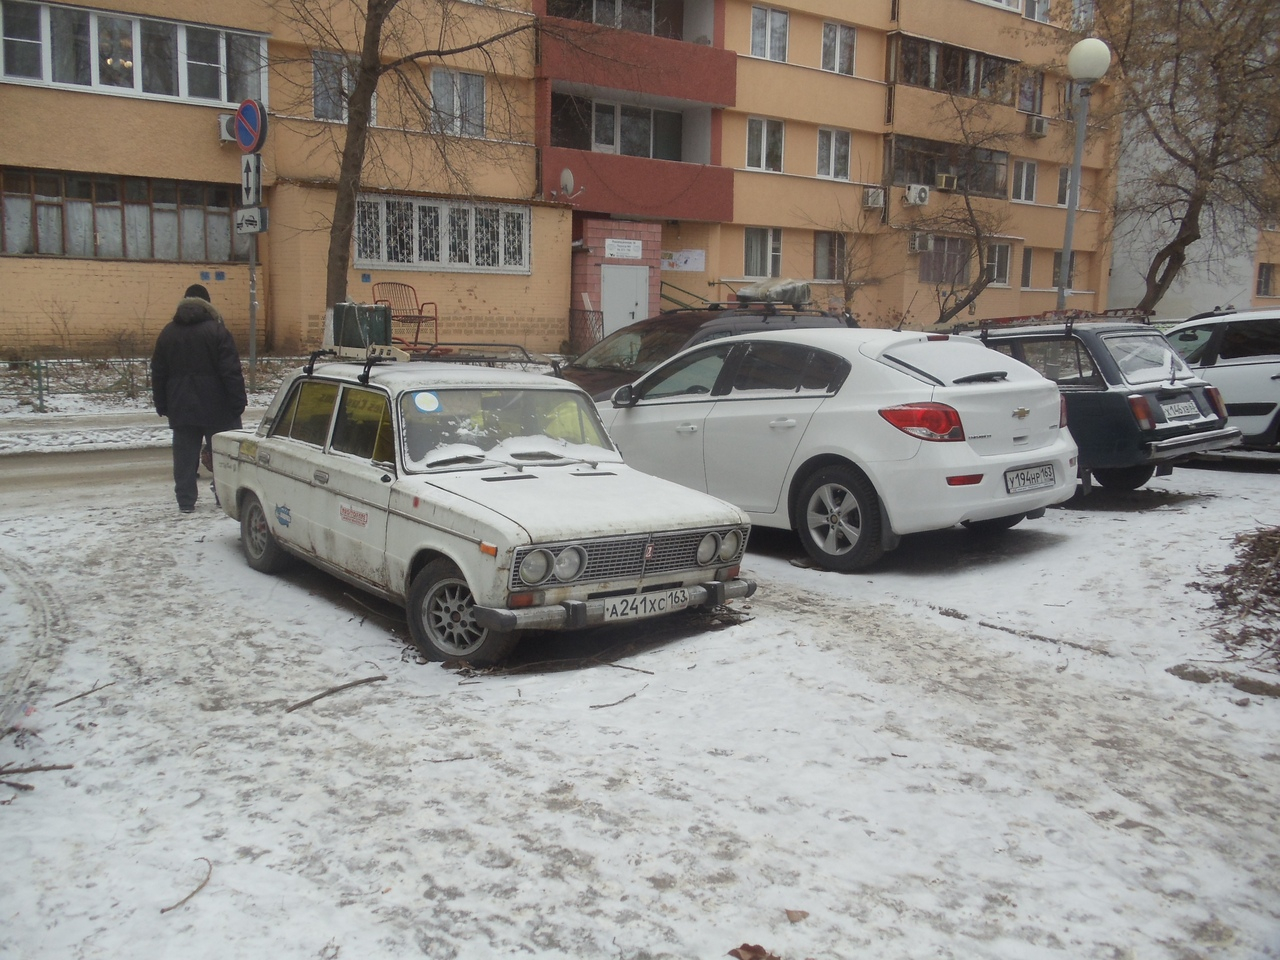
[171,425,213,510]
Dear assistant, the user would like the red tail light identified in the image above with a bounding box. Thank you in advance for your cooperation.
[879,403,965,441]
[1060,395,1069,429]
[1205,386,1228,420]
[1127,394,1155,431]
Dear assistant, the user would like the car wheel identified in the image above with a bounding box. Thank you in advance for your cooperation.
[1093,465,1156,491]
[240,492,290,573]
[407,558,522,665]
[795,466,885,572]
[962,514,1025,534]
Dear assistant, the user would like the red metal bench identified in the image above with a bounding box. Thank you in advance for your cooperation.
[372,282,439,349]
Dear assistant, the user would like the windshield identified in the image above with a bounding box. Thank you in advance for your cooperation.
[570,318,699,375]
[1102,332,1194,385]
[399,388,616,472]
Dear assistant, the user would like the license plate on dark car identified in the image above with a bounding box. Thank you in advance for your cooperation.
[1005,463,1055,494]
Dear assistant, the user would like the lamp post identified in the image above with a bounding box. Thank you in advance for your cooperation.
[1056,37,1111,312]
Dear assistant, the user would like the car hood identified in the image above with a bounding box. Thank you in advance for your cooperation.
[400,462,747,543]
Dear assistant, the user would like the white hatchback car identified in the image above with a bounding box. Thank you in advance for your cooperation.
[212,360,754,664]
[597,328,1079,571]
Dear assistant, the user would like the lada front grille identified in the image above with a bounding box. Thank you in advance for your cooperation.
[509,528,747,590]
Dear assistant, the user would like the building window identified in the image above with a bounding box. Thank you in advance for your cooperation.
[919,236,972,286]
[1072,0,1096,28]
[821,22,855,76]
[354,195,529,273]
[589,99,682,160]
[1258,263,1275,297]
[744,226,781,278]
[312,51,348,121]
[985,242,1010,285]
[894,34,1015,105]
[1025,0,1051,23]
[1057,166,1071,205]
[750,6,788,62]
[1052,250,1077,288]
[746,117,784,172]
[432,69,484,137]
[2,3,263,103]
[1,167,248,261]
[1021,248,1033,288]
[1017,70,1044,114]
[546,0,677,39]
[814,231,845,281]
[817,128,851,180]
[1011,160,1037,202]
[890,135,1008,199]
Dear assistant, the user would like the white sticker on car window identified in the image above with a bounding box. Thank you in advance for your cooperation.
[414,392,441,413]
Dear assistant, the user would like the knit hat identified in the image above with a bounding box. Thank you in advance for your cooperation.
[184,283,211,302]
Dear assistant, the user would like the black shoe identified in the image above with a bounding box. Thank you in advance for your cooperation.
[179,505,195,514]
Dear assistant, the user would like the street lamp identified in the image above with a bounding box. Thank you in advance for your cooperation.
[1056,37,1111,311]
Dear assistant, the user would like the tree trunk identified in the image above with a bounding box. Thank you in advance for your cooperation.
[1135,185,1207,314]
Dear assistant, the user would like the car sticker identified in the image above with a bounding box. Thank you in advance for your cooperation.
[275,505,292,527]
[413,392,441,412]
[340,503,370,528]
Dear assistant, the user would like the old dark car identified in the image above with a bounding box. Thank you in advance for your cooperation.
[556,282,848,399]
[962,314,1241,490]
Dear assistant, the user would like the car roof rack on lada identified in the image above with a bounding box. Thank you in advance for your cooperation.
[949,307,1153,338]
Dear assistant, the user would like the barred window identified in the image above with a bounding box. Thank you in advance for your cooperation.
[1,167,249,261]
[355,194,530,273]
[1,1,264,103]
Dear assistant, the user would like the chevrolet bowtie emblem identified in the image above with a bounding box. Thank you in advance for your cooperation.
[1012,407,1030,419]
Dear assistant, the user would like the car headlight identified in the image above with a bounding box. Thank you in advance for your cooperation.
[718,529,742,561]
[553,545,587,582]
[518,549,553,585]
[697,532,720,566]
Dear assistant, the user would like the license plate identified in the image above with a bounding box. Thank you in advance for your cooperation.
[602,588,690,621]
[1005,463,1055,494]
[1161,399,1200,419]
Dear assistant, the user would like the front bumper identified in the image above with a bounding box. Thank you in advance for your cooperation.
[473,578,757,632]
[1142,425,1242,462]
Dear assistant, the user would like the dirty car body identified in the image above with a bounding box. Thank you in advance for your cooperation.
[212,361,754,664]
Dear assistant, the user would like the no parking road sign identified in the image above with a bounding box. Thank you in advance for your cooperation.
[234,99,268,153]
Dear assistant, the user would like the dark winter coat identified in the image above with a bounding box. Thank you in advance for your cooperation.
[151,297,247,430]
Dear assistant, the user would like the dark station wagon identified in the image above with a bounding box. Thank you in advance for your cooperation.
[961,314,1241,490]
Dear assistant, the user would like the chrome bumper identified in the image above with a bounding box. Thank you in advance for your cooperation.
[473,578,757,632]
[1145,426,1242,461]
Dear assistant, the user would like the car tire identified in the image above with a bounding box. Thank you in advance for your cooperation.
[962,514,1026,534]
[407,558,522,665]
[1093,465,1156,491]
[795,466,885,572]
[240,491,290,574]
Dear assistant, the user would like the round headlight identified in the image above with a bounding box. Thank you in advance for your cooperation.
[718,529,742,561]
[518,549,553,585]
[696,532,720,566]
[553,545,586,582]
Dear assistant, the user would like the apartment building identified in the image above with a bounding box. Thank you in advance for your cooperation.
[1,0,1114,357]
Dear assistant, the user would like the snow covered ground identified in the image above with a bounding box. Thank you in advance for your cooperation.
[1,397,1278,959]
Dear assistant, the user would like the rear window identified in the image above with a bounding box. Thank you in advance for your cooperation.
[988,338,1102,388]
[882,338,1043,385]
[1101,332,1193,385]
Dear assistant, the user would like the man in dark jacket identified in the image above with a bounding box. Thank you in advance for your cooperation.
[151,284,247,513]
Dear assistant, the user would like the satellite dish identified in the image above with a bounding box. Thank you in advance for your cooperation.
[559,168,575,195]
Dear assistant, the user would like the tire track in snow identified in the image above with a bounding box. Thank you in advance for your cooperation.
[0,548,70,729]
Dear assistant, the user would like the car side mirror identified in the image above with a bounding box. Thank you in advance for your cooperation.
[611,384,638,408]
[1175,332,1197,341]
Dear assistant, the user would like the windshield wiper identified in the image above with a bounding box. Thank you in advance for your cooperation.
[423,453,491,469]
[953,370,1009,384]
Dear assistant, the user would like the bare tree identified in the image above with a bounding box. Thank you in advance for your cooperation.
[1090,0,1280,312]
[801,191,892,324]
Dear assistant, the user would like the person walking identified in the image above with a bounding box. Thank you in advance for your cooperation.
[151,284,247,513]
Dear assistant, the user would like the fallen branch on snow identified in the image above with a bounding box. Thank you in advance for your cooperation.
[285,675,387,713]
[0,763,74,776]
[589,685,647,710]
[160,858,212,914]
[53,680,117,708]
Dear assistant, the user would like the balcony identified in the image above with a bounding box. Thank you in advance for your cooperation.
[542,145,733,222]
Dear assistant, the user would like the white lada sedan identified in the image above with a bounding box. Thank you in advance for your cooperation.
[212,360,754,664]
[597,328,1079,572]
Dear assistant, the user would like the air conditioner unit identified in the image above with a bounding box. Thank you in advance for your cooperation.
[904,184,930,206]
[908,232,934,254]
[934,173,958,191]
[217,113,236,142]
[862,186,886,209]
[1026,114,1049,138]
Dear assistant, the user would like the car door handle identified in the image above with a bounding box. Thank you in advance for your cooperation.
[314,470,329,484]
[769,418,797,429]
[675,423,699,434]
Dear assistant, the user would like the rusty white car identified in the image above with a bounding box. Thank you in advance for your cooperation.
[212,359,754,664]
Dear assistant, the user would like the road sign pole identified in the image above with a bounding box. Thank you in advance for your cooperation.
[249,234,258,393]
[234,100,268,391]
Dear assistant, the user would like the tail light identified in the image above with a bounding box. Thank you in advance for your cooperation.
[1205,386,1228,420]
[879,403,965,441]
[1059,395,1069,428]
[1127,394,1155,431]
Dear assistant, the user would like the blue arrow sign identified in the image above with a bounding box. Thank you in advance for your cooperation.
[234,99,267,154]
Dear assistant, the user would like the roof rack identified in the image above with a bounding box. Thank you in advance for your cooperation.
[949,307,1153,337]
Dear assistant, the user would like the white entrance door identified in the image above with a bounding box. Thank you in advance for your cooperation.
[601,264,650,335]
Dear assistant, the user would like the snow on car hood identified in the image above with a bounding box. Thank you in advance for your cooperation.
[402,461,748,544]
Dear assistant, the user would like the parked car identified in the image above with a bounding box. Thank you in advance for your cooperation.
[1165,307,1280,449]
[556,284,847,400]
[962,316,1241,489]
[595,328,1079,572]
[212,360,754,665]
